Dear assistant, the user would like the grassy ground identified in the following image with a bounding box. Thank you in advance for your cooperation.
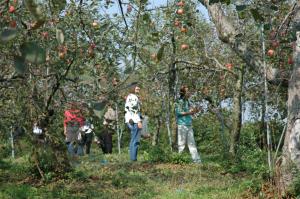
[0,144,256,199]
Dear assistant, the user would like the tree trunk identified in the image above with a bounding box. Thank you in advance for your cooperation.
[152,116,161,146]
[229,67,243,157]
[279,30,300,189]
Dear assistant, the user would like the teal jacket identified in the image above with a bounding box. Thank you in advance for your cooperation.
[175,98,192,126]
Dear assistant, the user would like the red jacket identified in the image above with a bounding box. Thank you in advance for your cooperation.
[64,109,84,127]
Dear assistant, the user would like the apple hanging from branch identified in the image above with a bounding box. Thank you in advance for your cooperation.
[9,6,15,13]
[267,49,275,57]
[225,63,233,70]
[176,8,184,15]
[180,44,189,50]
[288,56,294,65]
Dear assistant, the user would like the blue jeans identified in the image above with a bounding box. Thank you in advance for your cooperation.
[127,123,141,161]
[66,142,75,156]
[66,142,84,156]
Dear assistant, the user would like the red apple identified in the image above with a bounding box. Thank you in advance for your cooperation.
[127,4,132,13]
[225,63,233,70]
[176,1,185,6]
[9,6,15,13]
[267,49,275,57]
[174,20,181,27]
[176,8,184,15]
[288,56,294,65]
[180,44,189,50]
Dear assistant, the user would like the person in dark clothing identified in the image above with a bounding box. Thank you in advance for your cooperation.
[79,120,94,155]
[99,105,116,154]
[99,125,113,154]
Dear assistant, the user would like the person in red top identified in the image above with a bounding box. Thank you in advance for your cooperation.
[64,102,85,156]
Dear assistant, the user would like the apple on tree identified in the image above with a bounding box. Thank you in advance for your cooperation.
[174,19,181,27]
[176,8,184,15]
[225,63,233,70]
[181,44,189,50]
[288,56,294,65]
[9,6,15,13]
[267,49,275,57]
[127,4,132,13]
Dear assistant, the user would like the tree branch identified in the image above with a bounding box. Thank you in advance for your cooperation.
[198,0,289,86]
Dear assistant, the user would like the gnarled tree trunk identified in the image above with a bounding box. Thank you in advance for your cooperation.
[229,67,243,157]
[279,30,300,189]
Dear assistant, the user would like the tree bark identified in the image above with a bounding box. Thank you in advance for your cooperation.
[229,67,243,157]
[152,116,161,146]
[279,30,300,189]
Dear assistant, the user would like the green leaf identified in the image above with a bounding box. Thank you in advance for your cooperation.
[1,29,17,42]
[151,32,159,37]
[51,0,66,15]
[56,29,64,44]
[157,45,164,61]
[238,11,247,19]
[270,5,278,11]
[20,42,46,64]
[236,5,247,11]
[264,23,271,31]
[250,9,264,22]
[140,0,148,4]
[92,102,107,118]
[24,0,46,21]
[14,56,27,74]
[142,13,150,22]
[221,0,231,5]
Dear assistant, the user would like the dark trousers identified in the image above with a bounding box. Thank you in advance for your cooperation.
[100,130,113,154]
[83,133,93,154]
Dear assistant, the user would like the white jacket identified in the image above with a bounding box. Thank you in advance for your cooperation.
[125,93,141,123]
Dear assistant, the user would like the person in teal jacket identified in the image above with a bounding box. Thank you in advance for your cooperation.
[175,85,201,163]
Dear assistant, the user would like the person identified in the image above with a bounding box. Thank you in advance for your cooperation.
[125,85,142,161]
[63,103,85,156]
[175,85,201,163]
[78,119,94,155]
[100,104,116,154]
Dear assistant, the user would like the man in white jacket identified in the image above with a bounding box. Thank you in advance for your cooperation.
[125,85,142,161]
